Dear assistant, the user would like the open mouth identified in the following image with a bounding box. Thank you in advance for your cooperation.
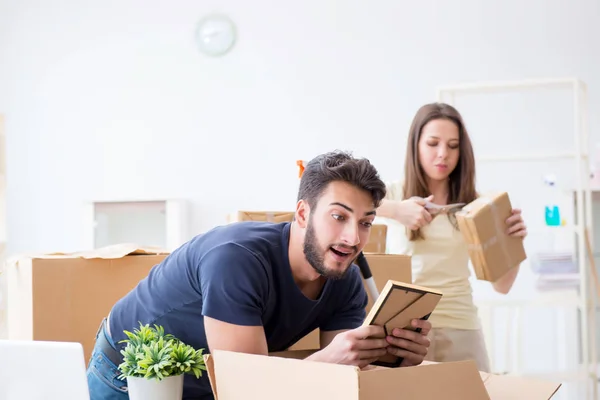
[330,246,353,258]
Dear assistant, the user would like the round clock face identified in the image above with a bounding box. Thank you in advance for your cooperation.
[195,14,237,57]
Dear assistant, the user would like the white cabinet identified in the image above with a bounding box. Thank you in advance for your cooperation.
[83,199,189,252]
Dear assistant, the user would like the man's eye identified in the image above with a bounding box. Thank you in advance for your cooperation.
[363,222,373,228]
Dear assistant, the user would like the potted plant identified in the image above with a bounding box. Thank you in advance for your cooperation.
[117,322,207,400]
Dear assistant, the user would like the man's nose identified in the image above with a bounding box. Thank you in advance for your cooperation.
[340,223,360,247]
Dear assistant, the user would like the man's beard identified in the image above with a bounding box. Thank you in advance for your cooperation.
[303,218,354,280]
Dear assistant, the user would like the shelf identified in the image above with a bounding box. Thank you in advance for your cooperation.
[516,368,596,383]
[438,77,596,399]
[527,225,582,235]
[437,77,586,94]
[475,289,582,309]
[476,152,588,162]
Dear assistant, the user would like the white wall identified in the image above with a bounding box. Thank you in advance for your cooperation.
[1,0,599,392]
[1,0,598,255]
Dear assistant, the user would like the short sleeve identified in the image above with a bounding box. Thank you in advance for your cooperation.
[320,267,368,331]
[385,180,404,201]
[200,243,269,326]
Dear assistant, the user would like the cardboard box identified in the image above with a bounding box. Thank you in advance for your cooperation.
[456,192,527,282]
[228,211,295,223]
[361,254,412,313]
[5,244,169,363]
[363,224,387,253]
[205,350,561,400]
[288,328,320,351]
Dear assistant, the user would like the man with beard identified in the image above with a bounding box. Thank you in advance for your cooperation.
[86,150,432,400]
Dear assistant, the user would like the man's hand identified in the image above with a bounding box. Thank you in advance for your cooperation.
[307,325,389,369]
[385,319,432,367]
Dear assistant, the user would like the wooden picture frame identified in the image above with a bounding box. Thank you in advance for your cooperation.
[362,280,443,368]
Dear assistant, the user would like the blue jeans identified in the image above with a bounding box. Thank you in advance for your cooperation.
[86,319,130,400]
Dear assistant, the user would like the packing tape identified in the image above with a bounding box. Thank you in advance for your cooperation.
[467,236,498,251]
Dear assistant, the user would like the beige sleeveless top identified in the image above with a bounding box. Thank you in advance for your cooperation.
[376,180,481,330]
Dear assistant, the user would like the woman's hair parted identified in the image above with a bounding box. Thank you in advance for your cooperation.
[297,150,387,210]
[403,102,477,241]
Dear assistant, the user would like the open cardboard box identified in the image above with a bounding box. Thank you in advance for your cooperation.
[205,350,561,400]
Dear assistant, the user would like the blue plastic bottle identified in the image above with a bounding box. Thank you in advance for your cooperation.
[544,175,562,226]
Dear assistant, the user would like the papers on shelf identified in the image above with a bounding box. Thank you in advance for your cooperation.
[530,251,580,291]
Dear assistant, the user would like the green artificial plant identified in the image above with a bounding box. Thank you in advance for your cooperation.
[117,322,207,381]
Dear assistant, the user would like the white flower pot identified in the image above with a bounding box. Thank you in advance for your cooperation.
[126,374,184,400]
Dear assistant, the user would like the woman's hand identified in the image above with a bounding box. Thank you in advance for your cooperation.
[394,195,434,230]
[506,208,527,239]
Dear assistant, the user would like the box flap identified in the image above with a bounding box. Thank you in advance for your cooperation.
[359,360,491,400]
[480,372,561,399]
[6,243,170,267]
[208,350,359,400]
[203,354,219,399]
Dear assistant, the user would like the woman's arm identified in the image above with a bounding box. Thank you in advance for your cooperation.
[492,265,520,294]
[377,199,402,220]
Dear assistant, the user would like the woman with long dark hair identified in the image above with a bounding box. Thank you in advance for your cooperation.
[377,102,528,372]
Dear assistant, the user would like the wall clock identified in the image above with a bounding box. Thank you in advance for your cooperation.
[195,14,237,57]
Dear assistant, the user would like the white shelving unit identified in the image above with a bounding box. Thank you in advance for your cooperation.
[437,77,598,399]
[0,114,7,339]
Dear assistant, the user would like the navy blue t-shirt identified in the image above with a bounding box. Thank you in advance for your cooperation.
[108,221,368,399]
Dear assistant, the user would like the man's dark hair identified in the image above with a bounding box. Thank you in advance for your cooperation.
[297,150,386,209]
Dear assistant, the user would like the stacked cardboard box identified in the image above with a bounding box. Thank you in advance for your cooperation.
[456,192,527,282]
[360,253,411,313]
[363,224,387,253]
[227,211,295,223]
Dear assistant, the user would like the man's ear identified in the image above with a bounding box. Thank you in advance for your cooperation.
[295,200,310,229]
